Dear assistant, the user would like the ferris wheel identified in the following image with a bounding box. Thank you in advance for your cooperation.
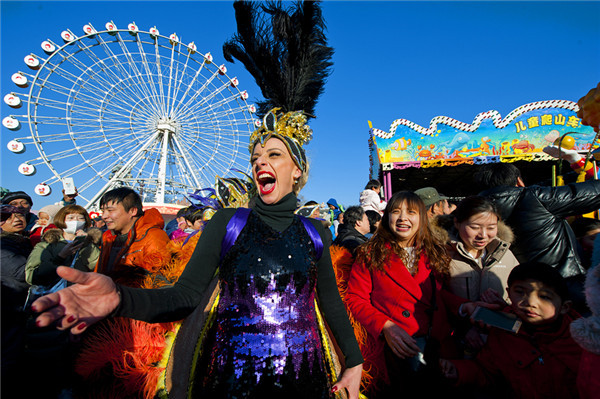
[3,21,257,209]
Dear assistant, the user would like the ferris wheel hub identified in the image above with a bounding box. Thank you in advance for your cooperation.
[156,119,178,134]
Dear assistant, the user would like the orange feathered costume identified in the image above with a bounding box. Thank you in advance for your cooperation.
[329,245,380,394]
[75,210,201,399]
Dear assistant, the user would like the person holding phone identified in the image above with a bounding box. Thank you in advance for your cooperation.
[25,205,101,288]
[346,191,493,397]
[445,196,519,354]
[21,205,101,397]
[440,263,582,399]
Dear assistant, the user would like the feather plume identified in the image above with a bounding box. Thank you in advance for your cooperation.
[223,0,334,118]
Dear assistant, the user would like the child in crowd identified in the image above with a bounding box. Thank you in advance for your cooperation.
[440,262,582,399]
[359,179,386,215]
[169,207,192,242]
[184,206,206,231]
[29,204,61,246]
[327,198,344,238]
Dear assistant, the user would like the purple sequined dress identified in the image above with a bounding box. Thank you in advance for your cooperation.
[193,211,334,398]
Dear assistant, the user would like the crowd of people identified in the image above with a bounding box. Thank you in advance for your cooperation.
[1,85,599,399]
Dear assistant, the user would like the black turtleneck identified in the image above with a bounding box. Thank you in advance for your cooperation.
[118,192,363,368]
[252,192,297,231]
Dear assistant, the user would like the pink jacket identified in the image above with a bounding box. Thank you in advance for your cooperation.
[359,189,386,215]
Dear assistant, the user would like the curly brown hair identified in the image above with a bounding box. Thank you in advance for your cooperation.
[355,191,450,278]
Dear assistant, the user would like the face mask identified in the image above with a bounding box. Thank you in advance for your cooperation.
[183,228,195,234]
[64,220,85,235]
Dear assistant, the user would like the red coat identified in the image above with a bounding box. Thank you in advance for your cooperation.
[95,208,171,283]
[453,309,582,399]
[578,350,600,399]
[29,223,56,246]
[346,252,465,384]
[347,252,465,343]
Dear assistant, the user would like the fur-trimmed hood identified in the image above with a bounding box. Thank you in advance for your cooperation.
[431,214,515,245]
[570,264,600,354]
[41,227,103,246]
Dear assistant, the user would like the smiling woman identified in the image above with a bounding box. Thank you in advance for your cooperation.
[345,191,491,396]
[446,196,519,304]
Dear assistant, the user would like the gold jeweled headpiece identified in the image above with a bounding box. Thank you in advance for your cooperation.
[249,108,312,172]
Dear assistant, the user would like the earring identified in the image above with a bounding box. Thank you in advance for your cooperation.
[294,179,298,184]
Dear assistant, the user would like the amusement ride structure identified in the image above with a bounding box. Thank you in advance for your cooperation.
[3,21,257,210]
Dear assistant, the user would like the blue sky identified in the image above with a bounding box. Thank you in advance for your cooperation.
[2,1,599,210]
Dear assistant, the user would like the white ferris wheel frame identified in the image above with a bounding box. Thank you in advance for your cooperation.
[4,22,257,210]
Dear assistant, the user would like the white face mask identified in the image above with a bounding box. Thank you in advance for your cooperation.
[64,220,85,235]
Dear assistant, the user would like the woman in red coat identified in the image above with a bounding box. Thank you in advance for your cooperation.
[346,191,482,397]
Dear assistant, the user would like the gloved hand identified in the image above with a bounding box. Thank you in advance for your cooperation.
[543,145,582,163]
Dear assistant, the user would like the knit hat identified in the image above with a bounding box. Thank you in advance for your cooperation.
[1,191,33,207]
[414,187,448,208]
[38,204,62,223]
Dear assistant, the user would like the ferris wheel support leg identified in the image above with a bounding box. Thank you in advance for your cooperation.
[83,131,162,209]
[156,130,170,205]
[171,135,202,189]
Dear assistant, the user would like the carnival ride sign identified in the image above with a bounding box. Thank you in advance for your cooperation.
[369,100,598,174]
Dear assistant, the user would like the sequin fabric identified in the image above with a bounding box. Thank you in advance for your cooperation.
[194,212,333,398]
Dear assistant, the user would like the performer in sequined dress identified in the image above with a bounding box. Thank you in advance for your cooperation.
[32,119,364,398]
[33,2,364,396]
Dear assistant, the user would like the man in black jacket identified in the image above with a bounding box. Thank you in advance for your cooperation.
[475,163,600,310]
[1,205,33,395]
[332,206,370,255]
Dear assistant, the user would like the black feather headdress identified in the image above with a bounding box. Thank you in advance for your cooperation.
[223,0,334,172]
[223,0,333,118]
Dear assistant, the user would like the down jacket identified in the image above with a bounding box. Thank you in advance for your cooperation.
[479,180,600,278]
[95,208,171,283]
[445,221,519,302]
[25,228,101,286]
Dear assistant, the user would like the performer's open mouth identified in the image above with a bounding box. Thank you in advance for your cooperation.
[257,171,276,195]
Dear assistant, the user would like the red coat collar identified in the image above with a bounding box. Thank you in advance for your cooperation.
[383,251,435,306]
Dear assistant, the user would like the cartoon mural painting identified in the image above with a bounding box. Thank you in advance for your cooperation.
[368,100,599,199]
[370,100,597,166]
[441,132,470,157]
[390,137,411,151]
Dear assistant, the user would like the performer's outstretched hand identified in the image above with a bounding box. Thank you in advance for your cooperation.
[332,363,363,399]
[32,266,121,334]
